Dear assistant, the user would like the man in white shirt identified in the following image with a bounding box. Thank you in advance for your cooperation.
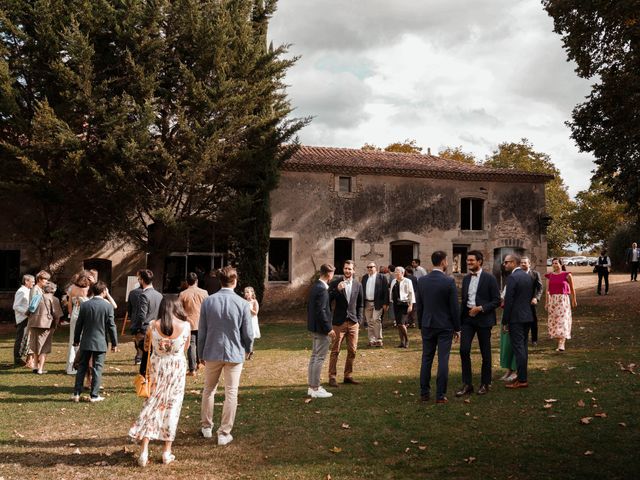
[13,274,35,366]
[626,242,640,281]
[361,262,389,347]
[411,259,427,278]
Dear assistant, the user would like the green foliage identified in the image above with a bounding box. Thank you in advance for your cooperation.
[437,145,477,164]
[543,0,640,218]
[607,223,640,271]
[483,139,574,256]
[571,180,627,249]
[0,0,306,293]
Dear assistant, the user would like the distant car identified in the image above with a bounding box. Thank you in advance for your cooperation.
[587,257,598,266]
[566,256,588,266]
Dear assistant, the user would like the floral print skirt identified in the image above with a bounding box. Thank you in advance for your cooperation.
[128,353,187,441]
[547,294,572,340]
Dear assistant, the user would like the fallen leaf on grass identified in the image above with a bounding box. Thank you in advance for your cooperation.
[594,412,608,418]
[68,443,76,447]
[410,440,418,444]
[575,381,581,384]
[373,441,379,446]
[464,457,477,464]
[418,446,427,451]
[329,447,342,453]
[465,412,470,416]
[543,404,553,409]
[341,423,350,429]
[584,388,593,393]
[544,399,558,403]
[577,400,586,407]
[73,448,81,455]
[567,366,576,370]
[314,410,321,414]
[584,451,594,456]
[619,423,627,427]
[325,475,332,480]
[13,430,24,438]
[123,446,130,453]
[405,448,410,453]
[397,380,403,384]
[463,399,471,404]
[304,398,312,404]
[393,390,399,395]
[580,417,593,425]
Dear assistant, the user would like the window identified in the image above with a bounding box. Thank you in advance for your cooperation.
[0,250,20,291]
[452,245,469,274]
[334,238,354,275]
[461,198,484,230]
[268,238,291,282]
[338,176,352,193]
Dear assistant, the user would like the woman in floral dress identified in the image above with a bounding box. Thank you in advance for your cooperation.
[129,296,190,467]
[544,258,577,352]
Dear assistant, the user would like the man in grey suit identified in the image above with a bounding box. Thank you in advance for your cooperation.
[71,281,118,402]
[130,269,163,375]
[328,260,364,387]
[199,266,253,446]
[416,251,460,404]
[502,254,534,389]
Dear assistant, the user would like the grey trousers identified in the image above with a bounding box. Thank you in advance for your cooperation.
[308,332,331,388]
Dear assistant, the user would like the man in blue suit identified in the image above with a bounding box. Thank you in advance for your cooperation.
[416,251,460,404]
[502,254,534,389]
[456,250,500,397]
[307,263,337,398]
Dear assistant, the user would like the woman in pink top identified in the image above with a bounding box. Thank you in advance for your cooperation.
[544,258,577,352]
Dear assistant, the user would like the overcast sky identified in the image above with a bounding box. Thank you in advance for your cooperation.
[269,0,595,197]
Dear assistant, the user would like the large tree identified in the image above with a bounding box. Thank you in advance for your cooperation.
[571,180,627,249]
[543,1,640,219]
[483,139,574,256]
[438,146,477,165]
[0,0,305,297]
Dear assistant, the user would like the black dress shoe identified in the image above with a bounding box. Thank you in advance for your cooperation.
[477,384,489,395]
[455,384,474,397]
[420,394,430,402]
[328,378,339,388]
[343,377,360,385]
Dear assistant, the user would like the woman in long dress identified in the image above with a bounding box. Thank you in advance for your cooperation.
[243,286,260,359]
[545,258,577,352]
[129,296,190,467]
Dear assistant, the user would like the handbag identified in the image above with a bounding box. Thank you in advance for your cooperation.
[133,347,152,398]
[28,292,42,313]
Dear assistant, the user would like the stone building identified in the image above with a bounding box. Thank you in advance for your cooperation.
[0,145,551,316]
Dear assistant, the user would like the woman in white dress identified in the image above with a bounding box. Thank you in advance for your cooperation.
[129,296,190,467]
[243,286,260,359]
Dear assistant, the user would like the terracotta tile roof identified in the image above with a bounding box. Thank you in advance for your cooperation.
[283,146,554,183]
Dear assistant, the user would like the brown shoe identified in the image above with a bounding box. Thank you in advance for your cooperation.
[328,378,339,388]
[436,397,448,404]
[455,384,474,397]
[343,377,360,385]
[186,371,196,377]
[477,384,489,395]
[420,394,431,402]
[505,380,528,389]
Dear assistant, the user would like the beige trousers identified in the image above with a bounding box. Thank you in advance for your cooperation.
[200,361,243,436]
[364,301,383,343]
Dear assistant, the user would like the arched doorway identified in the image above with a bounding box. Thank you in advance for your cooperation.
[390,241,419,269]
[334,238,354,275]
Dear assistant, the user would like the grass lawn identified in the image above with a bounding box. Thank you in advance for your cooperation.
[0,273,638,479]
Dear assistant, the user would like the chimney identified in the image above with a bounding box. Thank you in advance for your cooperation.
[427,147,431,155]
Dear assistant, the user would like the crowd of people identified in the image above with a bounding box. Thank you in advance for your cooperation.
[10,242,639,465]
[306,251,579,402]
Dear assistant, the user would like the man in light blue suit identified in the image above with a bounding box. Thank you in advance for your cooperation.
[198,266,253,446]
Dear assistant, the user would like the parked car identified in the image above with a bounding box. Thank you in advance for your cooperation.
[566,256,588,266]
[587,257,598,266]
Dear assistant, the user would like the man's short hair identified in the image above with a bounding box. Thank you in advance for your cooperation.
[468,250,484,265]
[521,256,530,262]
[431,250,447,266]
[218,266,237,287]
[405,266,414,275]
[36,270,51,282]
[22,274,34,285]
[186,272,198,286]
[320,264,335,276]
[138,269,153,285]
[507,253,522,264]
[343,259,355,267]
[91,281,107,297]
[412,258,421,265]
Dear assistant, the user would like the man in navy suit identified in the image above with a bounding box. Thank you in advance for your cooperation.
[307,263,336,398]
[456,250,500,397]
[328,260,364,387]
[502,254,534,389]
[361,262,389,347]
[416,251,460,404]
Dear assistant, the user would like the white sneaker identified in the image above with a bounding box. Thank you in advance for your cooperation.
[218,434,233,446]
[311,387,333,399]
[89,396,105,403]
[201,427,213,439]
[506,373,518,382]
[70,394,80,403]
